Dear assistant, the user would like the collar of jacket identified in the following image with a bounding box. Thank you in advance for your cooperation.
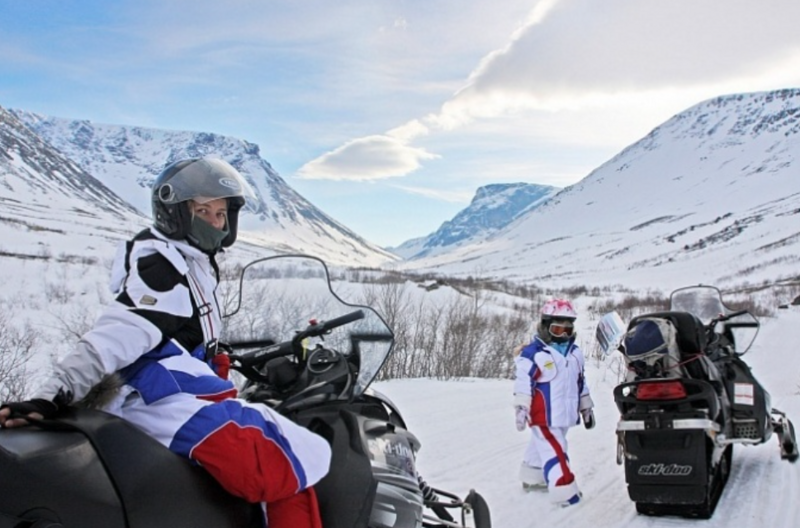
[150,227,221,282]
[533,335,576,355]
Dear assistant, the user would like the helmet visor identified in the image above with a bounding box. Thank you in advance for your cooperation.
[549,321,574,338]
[157,158,256,205]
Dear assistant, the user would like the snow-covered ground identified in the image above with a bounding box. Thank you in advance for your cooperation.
[375,307,800,527]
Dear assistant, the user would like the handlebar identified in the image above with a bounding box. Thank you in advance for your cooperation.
[707,309,757,329]
[227,310,366,369]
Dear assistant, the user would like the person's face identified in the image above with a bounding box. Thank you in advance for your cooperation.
[190,198,228,230]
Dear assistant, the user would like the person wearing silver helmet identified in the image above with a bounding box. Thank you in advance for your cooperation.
[0,157,331,528]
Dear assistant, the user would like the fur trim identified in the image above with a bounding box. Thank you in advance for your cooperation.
[75,373,125,410]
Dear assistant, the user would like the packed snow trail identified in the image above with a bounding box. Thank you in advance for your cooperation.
[375,308,800,528]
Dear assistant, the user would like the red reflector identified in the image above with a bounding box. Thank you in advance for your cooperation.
[637,381,687,400]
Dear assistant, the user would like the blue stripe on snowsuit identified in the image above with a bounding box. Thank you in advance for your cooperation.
[536,383,552,422]
[120,340,235,404]
[170,399,309,489]
[543,453,570,485]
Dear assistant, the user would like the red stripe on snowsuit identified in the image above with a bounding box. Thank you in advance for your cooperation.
[196,387,239,402]
[531,387,550,425]
[540,425,574,485]
[191,422,305,503]
[269,488,323,528]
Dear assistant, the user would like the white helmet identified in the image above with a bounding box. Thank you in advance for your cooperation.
[541,299,578,320]
[539,299,577,343]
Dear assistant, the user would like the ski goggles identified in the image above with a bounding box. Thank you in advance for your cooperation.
[549,322,574,337]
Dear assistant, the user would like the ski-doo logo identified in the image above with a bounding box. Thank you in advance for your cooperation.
[638,463,693,477]
[368,438,415,460]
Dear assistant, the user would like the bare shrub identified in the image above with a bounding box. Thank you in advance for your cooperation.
[0,310,37,401]
[44,266,73,305]
[48,302,101,342]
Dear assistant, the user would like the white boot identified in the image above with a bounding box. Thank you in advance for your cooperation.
[548,480,582,507]
[519,463,547,492]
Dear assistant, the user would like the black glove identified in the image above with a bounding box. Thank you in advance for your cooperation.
[1,399,59,420]
[581,408,595,430]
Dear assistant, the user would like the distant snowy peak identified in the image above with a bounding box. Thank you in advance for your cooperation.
[396,88,800,290]
[605,88,800,167]
[391,182,558,259]
[0,106,140,219]
[668,88,800,141]
[11,110,397,266]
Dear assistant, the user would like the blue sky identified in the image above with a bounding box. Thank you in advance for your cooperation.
[3,0,800,247]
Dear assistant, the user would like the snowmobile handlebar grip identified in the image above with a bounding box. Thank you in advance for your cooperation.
[297,310,365,340]
[708,309,751,327]
[229,341,295,367]
[225,339,276,351]
[319,310,365,332]
[229,310,365,367]
[722,309,749,320]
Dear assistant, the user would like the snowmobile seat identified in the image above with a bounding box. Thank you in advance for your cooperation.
[0,408,262,528]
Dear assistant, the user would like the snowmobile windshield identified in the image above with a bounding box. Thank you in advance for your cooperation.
[670,285,759,354]
[221,254,394,396]
[670,286,726,323]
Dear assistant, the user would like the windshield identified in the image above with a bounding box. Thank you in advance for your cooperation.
[670,285,759,354]
[670,286,727,324]
[221,254,394,396]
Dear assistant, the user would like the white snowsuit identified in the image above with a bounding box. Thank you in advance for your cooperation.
[35,227,331,523]
[513,335,590,505]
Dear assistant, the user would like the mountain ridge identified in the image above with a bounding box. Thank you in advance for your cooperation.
[393,88,800,290]
[390,182,559,259]
[10,109,397,266]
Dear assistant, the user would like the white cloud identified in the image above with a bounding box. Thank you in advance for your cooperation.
[296,134,439,181]
[442,0,800,120]
[297,0,800,185]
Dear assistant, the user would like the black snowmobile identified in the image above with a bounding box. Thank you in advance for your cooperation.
[604,285,797,519]
[0,254,491,528]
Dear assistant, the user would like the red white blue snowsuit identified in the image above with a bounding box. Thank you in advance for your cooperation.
[35,228,331,526]
[513,335,589,504]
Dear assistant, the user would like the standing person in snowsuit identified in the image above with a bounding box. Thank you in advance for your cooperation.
[513,299,595,507]
[0,158,331,527]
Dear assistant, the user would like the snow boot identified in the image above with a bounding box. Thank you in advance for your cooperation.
[549,480,581,507]
[522,481,547,492]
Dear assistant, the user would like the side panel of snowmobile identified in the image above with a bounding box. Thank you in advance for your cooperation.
[0,409,262,528]
[292,399,424,528]
[717,356,772,442]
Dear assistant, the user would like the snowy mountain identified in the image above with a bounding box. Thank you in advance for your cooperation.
[0,105,147,260]
[390,182,558,260]
[396,88,800,291]
[9,109,397,267]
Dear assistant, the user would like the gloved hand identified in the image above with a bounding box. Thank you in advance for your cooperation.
[210,353,231,380]
[581,408,595,429]
[0,399,59,427]
[579,393,595,429]
[515,405,530,431]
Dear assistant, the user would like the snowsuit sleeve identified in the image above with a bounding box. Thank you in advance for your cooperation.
[575,344,590,399]
[35,240,199,404]
[513,342,539,407]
